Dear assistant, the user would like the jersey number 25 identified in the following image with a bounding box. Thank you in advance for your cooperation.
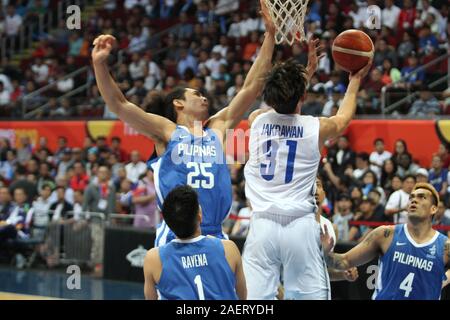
[187,162,214,189]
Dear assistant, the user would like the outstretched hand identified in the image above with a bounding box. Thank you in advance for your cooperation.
[92,34,117,65]
[306,37,326,80]
[320,224,335,255]
[260,0,276,35]
[349,57,373,81]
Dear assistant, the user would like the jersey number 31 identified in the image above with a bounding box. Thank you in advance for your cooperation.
[260,140,298,183]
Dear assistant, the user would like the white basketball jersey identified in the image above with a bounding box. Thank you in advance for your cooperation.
[244,112,321,217]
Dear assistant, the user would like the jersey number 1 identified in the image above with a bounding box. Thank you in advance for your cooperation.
[194,275,205,300]
[260,140,298,183]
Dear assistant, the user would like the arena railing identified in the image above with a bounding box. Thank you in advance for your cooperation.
[381,51,450,115]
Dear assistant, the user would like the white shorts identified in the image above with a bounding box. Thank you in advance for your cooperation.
[242,213,330,300]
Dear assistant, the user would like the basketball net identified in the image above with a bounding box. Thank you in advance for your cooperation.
[264,0,310,45]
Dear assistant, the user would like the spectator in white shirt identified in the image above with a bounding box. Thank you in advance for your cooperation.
[128,28,148,53]
[144,58,161,90]
[125,150,147,184]
[31,183,53,231]
[128,53,146,80]
[369,138,392,179]
[56,73,74,93]
[205,49,227,79]
[384,175,416,224]
[353,152,371,181]
[0,82,10,106]
[31,58,49,84]
[227,13,243,38]
[0,74,13,93]
[382,0,401,30]
[5,5,22,37]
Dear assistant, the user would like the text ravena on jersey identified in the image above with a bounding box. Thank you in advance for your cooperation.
[181,254,208,269]
[261,123,304,138]
[393,251,433,272]
[171,144,224,164]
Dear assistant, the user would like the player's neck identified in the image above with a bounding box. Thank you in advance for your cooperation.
[177,116,205,137]
[406,221,434,242]
[178,229,202,241]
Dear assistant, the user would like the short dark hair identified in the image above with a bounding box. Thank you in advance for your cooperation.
[357,152,370,162]
[404,174,417,182]
[263,59,308,114]
[374,138,384,145]
[111,136,121,143]
[162,185,200,239]
[145,87,187,122]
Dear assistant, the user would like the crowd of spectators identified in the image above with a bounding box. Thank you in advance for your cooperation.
[0,0,448,119]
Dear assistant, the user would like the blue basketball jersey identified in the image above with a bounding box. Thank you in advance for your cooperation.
[156,236,238,300]
[149,126,232,246]
[373,224,447,300]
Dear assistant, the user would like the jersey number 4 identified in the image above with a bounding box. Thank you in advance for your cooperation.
[399,272,415,298]
[187,162,214,189]
[260,140,298,183]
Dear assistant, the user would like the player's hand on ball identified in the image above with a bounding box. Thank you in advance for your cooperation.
[344,267,359,282]
[349,57,373,81]
[92,34,117,64]
[320,224,335,255]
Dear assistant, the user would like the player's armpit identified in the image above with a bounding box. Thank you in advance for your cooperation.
[343,226,393,268]
[143,248,161,300]
[116,102,176,142]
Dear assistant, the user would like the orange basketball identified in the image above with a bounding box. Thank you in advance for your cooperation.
[332,30,374,73]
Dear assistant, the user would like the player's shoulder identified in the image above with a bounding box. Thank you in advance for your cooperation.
[144,247,162,269]
[375,224,396,237]
[248,107,274,126]
[221,239,240,254]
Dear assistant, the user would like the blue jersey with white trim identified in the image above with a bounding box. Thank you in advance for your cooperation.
[149,126,232,243]
[373,224,447,300]
[156,236,238,300]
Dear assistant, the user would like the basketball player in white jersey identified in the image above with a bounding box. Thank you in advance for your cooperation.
[242,57,372,300]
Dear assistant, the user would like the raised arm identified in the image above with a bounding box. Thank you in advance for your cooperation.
[318,60,373,146]
[322,225,392,270]
[207,0,275,133]
[92,35,176,142]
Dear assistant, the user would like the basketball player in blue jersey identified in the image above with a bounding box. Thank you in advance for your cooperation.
[321,183,450,300]
[92,1,276,245]
[242,50,372,299]
[143,185,246,300]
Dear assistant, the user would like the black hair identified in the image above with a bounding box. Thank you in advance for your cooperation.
[363,170,378,186]
[357,152,370,162]
[145,87,187,122]
[111,136,121,143]
[162,185,200,239]
[263,59,308,114]
[404,174,417,183]
[374,138,384,145]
